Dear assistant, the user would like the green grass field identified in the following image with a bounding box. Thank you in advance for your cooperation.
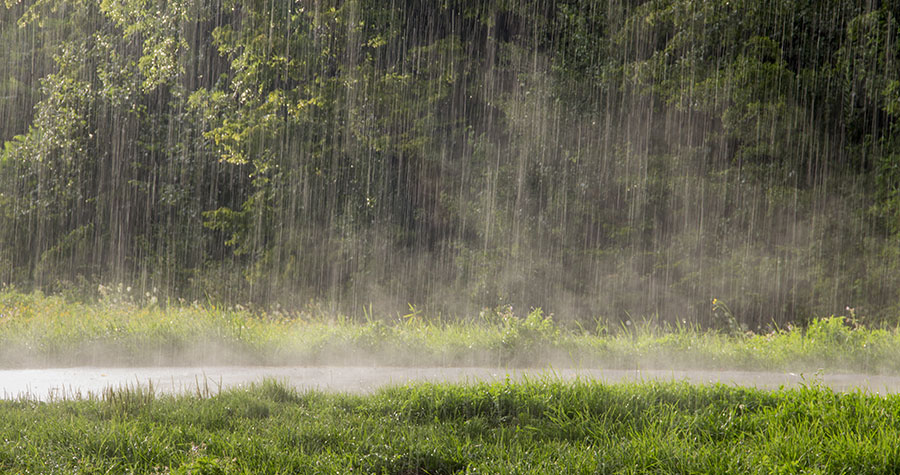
[4,289,900,473]
[2,289,900,373]
[1,378,899,473]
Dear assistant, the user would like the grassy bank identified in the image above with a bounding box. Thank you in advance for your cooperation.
[1,378,899,473]
[2,289,900,373]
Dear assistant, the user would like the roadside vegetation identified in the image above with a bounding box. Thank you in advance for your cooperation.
[3,289,899,374]
[2,378,899,473]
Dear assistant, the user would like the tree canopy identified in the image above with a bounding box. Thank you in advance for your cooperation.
[1,0,899,327]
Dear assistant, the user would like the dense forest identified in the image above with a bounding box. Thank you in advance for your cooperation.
[1,0,898,328]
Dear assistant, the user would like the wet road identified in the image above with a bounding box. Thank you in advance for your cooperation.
[2,366,900,400]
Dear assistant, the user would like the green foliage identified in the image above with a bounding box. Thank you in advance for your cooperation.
[1,0,900,325]
[201,192,271,256]
[496,306,559,350]
[4,379,900,472]
[3,289,900,373]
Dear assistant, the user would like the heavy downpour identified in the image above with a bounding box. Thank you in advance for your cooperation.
[1,0,900,471]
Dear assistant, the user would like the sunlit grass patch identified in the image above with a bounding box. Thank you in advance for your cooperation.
[3,289,900,372]
[2,378,900,472]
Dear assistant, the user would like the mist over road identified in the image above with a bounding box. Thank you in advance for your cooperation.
[3,367,900,401]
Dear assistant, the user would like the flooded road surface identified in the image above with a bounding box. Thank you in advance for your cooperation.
[3,367,900,400]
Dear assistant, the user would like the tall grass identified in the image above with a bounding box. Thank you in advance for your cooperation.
[2,289,900,372]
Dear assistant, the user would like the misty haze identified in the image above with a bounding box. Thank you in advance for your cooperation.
[2,0,897,327]
[2,0,900,472]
